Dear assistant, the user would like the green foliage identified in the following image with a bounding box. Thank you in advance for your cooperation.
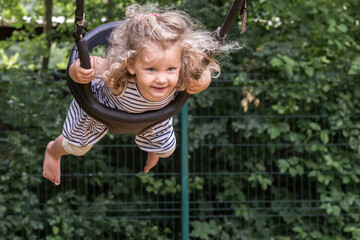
[1,0,360,239]
[137,172,182,195]
[186,70,359,239]
[0,70,182,239]
[0,49,20,69]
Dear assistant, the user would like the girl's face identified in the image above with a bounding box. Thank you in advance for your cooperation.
[127,41,181,102]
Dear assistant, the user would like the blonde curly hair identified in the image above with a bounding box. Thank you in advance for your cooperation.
[97,4,234,95]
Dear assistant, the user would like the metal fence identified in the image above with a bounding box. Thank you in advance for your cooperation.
[1,70,359,239]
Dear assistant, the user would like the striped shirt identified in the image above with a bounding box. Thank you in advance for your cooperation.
[62,79,176,155]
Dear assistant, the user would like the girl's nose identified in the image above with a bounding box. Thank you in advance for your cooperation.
[156,73,167,84]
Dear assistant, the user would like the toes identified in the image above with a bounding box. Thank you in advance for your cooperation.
[54,176,61,186]
[43,172,60,185]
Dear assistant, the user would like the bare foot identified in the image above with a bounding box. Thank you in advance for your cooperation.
[43,141,61,185]
[144,152,160,172]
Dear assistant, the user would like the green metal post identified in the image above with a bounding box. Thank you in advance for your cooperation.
[181,103,189,240]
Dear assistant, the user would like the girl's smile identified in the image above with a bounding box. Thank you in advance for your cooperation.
[127,41,181,102]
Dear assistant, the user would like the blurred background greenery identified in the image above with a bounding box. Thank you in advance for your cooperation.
[0,0,359,239]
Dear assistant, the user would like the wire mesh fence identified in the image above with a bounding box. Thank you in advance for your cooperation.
[186,72,360,239]
[0,70,359,239]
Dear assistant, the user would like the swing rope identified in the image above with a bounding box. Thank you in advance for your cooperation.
[216,0,247,42]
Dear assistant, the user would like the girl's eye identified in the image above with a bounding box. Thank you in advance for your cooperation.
[167,67,175,71]
[147,68,156,72]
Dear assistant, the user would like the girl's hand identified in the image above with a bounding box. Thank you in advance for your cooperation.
[69,57,95,84]
[186,69,211,94]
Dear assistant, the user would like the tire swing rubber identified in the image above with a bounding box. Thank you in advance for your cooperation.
[67,0,247,135]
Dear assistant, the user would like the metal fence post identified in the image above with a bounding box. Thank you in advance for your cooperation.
[181,103,189,240]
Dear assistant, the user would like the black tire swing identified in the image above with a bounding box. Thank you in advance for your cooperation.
[67,0,247,135]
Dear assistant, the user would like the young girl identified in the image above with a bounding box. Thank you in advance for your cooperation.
[43,4,235,185]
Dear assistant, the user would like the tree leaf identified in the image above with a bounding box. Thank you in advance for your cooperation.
[320,130,329,144]
[267,126,280,139]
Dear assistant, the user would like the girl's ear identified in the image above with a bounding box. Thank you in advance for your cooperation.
[127,60,135,75]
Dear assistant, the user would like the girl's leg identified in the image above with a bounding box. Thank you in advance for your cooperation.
[144,152,160,172]
[43,135,68,185]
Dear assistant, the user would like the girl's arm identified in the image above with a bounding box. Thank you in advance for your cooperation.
[186,69,212,94]
[69,56,107,84]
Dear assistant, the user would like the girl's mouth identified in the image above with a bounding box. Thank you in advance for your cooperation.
[152,86,167,91]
